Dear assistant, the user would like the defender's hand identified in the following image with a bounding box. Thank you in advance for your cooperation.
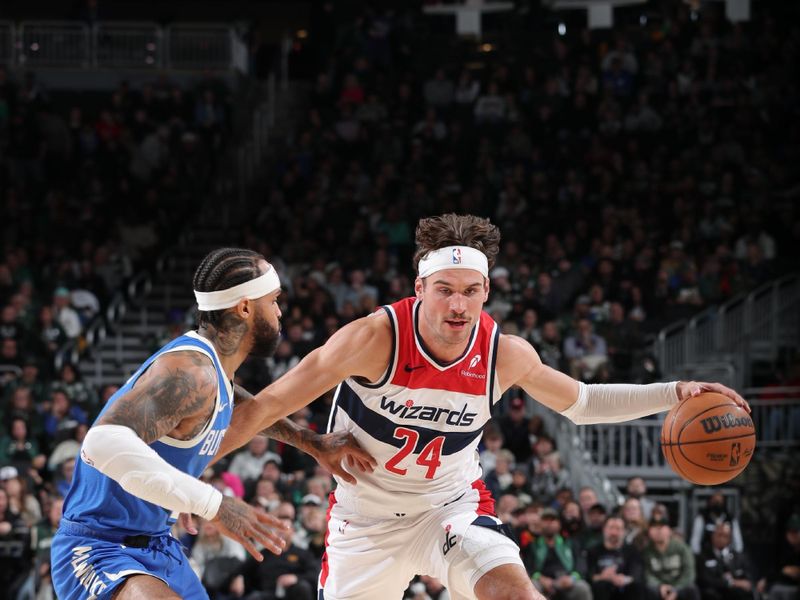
[676,381,750,413]
[213,496,288,560]
[310,431,377,485]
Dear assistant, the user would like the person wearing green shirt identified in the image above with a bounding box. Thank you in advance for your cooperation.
[643,516,700,600]
[528,508,592,599]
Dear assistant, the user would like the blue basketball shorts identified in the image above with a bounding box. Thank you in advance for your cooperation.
[51,519,208,600]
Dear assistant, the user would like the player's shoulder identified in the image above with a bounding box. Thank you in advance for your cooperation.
[495,334,540,384]
[147,349,217,385]
[319,309,393,379]
[343,308,393,345]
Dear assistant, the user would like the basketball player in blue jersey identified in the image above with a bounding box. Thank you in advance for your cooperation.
[50,248,374,600]
[212,215,750,600]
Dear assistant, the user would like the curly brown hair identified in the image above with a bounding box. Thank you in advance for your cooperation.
[413,214,501,274]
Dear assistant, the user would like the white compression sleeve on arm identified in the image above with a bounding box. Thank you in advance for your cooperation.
[561,381,679,425]
[81,424,222,520]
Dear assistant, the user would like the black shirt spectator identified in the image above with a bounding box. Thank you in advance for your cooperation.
[696,521,754,600]
[586,515,646,600]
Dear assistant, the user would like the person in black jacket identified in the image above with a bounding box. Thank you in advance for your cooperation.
[244,502,317,600]
[696,521,754,600]
[586,514,647,600]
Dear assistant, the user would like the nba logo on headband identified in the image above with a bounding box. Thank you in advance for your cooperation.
[452,248,462,264]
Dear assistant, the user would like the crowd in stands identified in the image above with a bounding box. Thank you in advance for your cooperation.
[1,0,800,599]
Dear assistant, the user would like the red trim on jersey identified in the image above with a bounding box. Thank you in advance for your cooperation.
[472,479,496,516]
[389,297,495,394]
[319,491,337,589]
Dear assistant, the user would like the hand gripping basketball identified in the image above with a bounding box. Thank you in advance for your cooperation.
[662,383,755,485]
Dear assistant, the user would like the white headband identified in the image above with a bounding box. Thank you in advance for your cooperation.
[418,246,489,278]
[194,268,281,311]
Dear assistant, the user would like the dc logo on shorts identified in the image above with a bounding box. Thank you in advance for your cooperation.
[452,248,462,264]
[442,524,457,556]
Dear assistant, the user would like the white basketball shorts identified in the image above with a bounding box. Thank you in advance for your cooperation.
[318,484,524,599]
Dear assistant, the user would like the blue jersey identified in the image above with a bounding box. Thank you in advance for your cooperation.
[62,331,233,537]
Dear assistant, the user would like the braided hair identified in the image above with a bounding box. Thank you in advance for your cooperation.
[192,248,265,327]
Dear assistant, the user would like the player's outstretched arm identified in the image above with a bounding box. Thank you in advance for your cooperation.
[214,384,376,483]
[215,313,391,462]
[80,352,288,558]
[497,335,749,424]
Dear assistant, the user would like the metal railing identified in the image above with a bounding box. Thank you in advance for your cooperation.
[19,21,90,67]
[94,22,161,68]
[6,20,247,71]
[746,389,800,449]
[577,417,671,480]
[166,24,232,70]
[573,387,799,480]
[655,273,800,383]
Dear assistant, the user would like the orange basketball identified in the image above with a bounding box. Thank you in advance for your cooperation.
[661,391,755,485]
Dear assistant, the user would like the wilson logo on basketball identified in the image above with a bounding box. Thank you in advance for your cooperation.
[699,413,754,434]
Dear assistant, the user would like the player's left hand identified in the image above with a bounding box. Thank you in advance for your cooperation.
[310,431,377,485]
[676,381,751,413]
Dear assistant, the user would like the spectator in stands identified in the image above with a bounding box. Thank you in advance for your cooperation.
[485,449,515,501]
[190,518,246,582]
[474,82,506,125]
[0,417,41,469]
[478,424,504,473]
[245,501,316,600]
[0,305,21,342]
[586,515,647,600]
[228,435,282,489]
[690,492,744,554]
[0,484,30,597]
[578,503,608,554]
[761,514,800,600]
[423,68,454,109]
[578,487,599,518]
[530,452,571,511]
[527,434,556,475]
[0,338,22,383]
[536,321,565,371]
[528,508,592,600]
[643,516,700,600]
[35,306,67,361]
[50,288,81,340]
[296,500,326,560]
[696,521,754,600]
[50,363,96,415]
[625,476,655,521]
[47,422,86,474]
[621,497,647,550]
[564,318,609,381]
[41,389,87,440]
[3,470,41,527]
[53,457,75,499]
[29,495,62,600]
[498,392,532,462]
[561,501,585,542]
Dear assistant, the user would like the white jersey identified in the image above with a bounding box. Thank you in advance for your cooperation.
[327,297,502,518]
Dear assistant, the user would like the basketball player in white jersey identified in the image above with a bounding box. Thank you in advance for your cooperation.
[218,215,749,600]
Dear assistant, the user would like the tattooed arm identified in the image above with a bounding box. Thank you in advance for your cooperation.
[82,351,287,559]
[219,384,375,484]
[96,351,218,441]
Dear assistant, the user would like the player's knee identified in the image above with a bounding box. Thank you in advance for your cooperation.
[112,575,181,600]
[474,564,537,600]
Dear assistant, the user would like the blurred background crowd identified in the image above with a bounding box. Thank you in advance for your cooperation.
[1,0,799,599]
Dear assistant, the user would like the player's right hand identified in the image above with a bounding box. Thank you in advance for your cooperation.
[213,496,288,560]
